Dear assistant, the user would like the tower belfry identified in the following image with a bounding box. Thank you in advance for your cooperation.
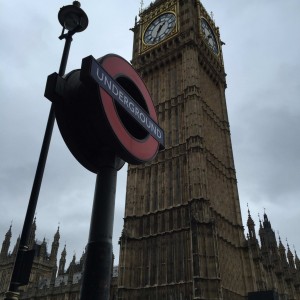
[118,0,253,299]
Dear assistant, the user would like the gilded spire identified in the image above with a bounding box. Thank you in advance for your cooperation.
[139,0,144,13]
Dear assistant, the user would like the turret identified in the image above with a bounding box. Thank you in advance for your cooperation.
[246,208,256,240]
[278,237,289,269]
[68,254,76,284]
[259,212,278,267]
[58,244,67,275]
[50,226,60,262]
[287,243,295,270]
[0,225,12,259]
[246,209,262,261]
[262,212,271,229]
[39,237,47,261]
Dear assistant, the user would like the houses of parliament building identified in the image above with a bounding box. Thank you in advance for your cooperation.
[1,0,300,299]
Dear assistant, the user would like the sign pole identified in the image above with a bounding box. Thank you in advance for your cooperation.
[5,3,89,298]
[4,29,74,300]
[80,152,120,300]
[45,54,164,299]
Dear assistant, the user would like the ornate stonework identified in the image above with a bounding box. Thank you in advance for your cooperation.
[118,1,300,300]
[0,222,117,300]
[1,1,300,300]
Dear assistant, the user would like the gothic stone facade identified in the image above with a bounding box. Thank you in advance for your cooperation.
[119,0,249,299]
[117,0,300,299]
[0,213,299,299]
[1,1,300,300]
[0,220,118,300]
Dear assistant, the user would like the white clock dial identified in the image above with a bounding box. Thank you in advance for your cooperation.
[143,13,176,45]
[201,18,219,55]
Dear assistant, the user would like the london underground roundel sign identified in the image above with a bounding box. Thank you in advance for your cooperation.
[46,54,164,173]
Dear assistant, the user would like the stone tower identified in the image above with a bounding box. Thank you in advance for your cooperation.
[118,0,254,299]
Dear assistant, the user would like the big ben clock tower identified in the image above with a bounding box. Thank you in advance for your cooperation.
[118,1,255,299]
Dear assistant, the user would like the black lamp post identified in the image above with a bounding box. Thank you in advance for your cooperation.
[4,3,88,300]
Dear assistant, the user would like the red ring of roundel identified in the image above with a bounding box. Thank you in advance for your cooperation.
[99,55,159,162]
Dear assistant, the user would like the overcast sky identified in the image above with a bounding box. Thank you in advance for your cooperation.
[1,1,300,268]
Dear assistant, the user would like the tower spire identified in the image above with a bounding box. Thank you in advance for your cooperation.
[68,253,76,284]
[295,250,300,270]
[50,226,60,262]
[246,205,256,239]
[263,210,271,228]
[139,0,144,13]
[58,244,67,275]
[278,236,287,262]
[0,225,12,259]
[287,241,295,269]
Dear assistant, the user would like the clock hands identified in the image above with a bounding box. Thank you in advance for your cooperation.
[155,21,166,38]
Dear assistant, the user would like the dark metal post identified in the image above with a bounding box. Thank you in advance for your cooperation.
[58,34,73,77]
[80,154,119,300]
[4,33,73,300]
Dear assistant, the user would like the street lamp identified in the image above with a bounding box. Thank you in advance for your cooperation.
[58,1,88,34]
[4,3,88,300]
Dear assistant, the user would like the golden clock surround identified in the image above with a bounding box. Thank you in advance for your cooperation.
[140,0,179,53]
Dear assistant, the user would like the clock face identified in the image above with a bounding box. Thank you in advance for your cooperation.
[200,18,219,55]
[143,13,176,45]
